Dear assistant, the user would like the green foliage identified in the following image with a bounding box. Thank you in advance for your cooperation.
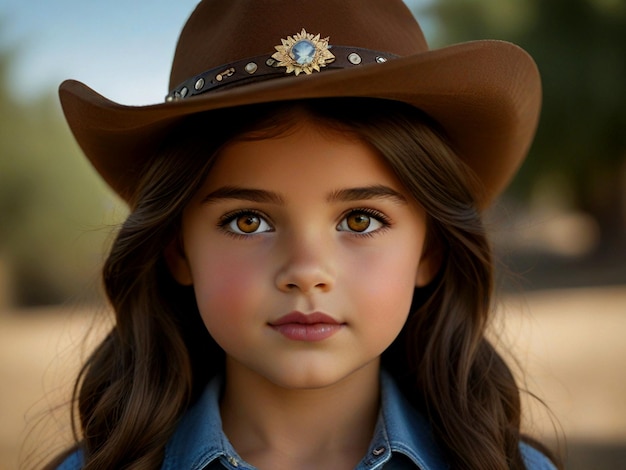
[0,48,125,306]
[419,0,626,205]
[414,0,626,251]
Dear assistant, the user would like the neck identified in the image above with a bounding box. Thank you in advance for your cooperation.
[220,359,381,470]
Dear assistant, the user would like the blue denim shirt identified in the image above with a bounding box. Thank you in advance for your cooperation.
[57,372,555,469]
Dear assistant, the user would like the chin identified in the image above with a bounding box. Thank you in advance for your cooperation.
[274,375,344,391]
[261,360,379,391]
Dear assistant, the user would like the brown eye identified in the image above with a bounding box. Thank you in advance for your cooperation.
[347,213,371,232]
[223,211,273,235]
[337,210,386,234]
[236,214,261,233]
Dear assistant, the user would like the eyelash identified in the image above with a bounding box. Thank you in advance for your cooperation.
[339,208,392,238]
[217,209,274,239]
[216,207,392,238]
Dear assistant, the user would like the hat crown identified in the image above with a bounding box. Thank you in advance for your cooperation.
[169,0,428,89]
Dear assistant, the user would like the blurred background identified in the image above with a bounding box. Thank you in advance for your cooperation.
[0,0,624,468]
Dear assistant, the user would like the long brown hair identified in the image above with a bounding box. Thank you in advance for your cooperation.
[48,99,556,469]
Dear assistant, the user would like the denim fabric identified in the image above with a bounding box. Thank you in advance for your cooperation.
[161,371,447,470]
[56,371,556,470]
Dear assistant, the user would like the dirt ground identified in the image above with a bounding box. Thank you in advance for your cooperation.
[1,286,625,469]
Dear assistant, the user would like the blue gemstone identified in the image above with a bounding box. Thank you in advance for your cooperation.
[290,40,316,65]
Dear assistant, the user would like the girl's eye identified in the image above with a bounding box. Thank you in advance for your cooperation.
[337,210,387,234]
[220,211,273,235]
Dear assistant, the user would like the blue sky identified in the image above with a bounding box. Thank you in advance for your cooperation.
[1,0,430,106]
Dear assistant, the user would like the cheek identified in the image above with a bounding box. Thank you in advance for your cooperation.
[356,230,423,330]
[353,236,422,293]
[188,248,270,327]
[365,260,416,315]
[345,245,421,325]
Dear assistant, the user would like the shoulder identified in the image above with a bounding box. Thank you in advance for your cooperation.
[520,441,558,470]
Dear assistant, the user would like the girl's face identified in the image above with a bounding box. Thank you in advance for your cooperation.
[167,119,434,390]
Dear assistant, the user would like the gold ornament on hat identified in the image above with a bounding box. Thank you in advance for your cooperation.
[272,29,336,76]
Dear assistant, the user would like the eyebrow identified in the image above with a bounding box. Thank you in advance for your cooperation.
[201,186,285,205]
[200,184,407,205]
[327,185,408,205]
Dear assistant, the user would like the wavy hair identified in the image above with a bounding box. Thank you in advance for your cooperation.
[46,98,558,469]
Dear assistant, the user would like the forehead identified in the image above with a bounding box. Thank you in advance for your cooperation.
[200,119,404,194]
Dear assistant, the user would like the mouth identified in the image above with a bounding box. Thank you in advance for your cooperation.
[269,311,344,342]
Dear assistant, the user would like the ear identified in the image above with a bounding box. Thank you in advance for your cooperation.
[415,242,443,287]
[163,236,193,286]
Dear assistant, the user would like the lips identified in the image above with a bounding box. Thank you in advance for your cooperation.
[269,311,344,341]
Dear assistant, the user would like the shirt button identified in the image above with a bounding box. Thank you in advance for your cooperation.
[227,455,239,467]
[372,446,386,456]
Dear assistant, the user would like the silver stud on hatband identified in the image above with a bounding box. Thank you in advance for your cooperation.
[348,53,362,65]
[245,62,258,74]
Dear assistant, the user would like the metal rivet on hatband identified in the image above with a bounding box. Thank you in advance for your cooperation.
[348,52,362,65]
[216,67,235,82]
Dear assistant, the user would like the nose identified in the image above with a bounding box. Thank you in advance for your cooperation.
[275,232,335,294]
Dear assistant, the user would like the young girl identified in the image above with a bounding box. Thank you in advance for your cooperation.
[49,0,558,468]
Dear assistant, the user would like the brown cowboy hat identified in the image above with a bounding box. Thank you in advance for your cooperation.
[59,0,541,207]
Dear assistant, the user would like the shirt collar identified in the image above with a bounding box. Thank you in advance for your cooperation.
[162,377,241,470]
[373,371,448,469]
[162,371,448,470]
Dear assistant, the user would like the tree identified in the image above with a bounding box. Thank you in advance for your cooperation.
[416,0,626,252]
[0,46,122,307]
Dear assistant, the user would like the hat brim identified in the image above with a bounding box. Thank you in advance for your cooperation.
[59,39,541,207]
